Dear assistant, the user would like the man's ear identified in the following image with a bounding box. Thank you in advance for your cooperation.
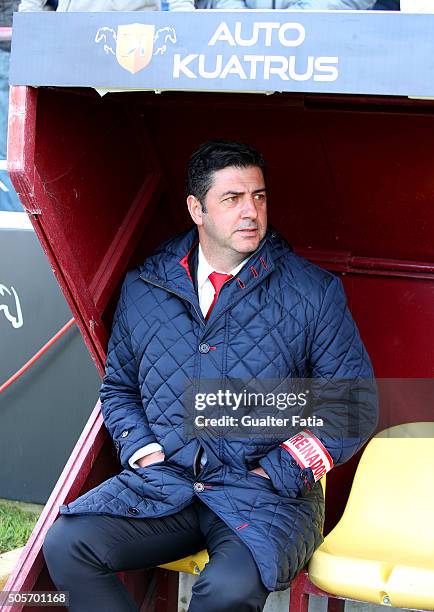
[187,195,204,226]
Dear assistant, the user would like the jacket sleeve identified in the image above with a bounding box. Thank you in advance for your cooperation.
[100,275,159,469]
[260,274,378,497]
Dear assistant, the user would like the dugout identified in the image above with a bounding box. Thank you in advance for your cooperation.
[5,9,434,611]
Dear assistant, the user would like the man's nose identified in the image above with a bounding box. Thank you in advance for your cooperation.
[240,196,258,219]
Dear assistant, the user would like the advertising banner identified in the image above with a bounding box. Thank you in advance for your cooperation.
[9,11,434,96]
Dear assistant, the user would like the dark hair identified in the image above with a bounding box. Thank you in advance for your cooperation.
[186,140,266,211]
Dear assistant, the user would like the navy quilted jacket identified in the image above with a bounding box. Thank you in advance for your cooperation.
[60,226,378,591]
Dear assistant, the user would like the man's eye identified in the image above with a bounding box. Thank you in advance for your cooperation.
[254,193,266,201]
[224,196,238,204]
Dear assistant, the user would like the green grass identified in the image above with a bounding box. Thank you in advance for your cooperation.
[0,500,41,554]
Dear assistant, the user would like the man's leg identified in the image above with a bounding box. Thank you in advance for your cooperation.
[43,502,206,612]
[188,502,270,612]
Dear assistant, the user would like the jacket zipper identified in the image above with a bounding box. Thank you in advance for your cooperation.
[193,443,202,478]
[140,244,273,475]
[140,275,206,476]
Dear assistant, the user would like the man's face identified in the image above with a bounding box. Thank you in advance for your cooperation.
[189,165,267,261]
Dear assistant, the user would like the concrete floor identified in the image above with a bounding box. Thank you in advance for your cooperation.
[178,573,407,612]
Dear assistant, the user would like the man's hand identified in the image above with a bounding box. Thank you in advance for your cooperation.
[249,466,270,479]
[137,451,165,468]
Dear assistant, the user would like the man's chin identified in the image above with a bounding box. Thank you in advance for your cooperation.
[232,236,261,254]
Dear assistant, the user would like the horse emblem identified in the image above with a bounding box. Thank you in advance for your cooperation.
[0,284,23,329]
[95,24,177,75]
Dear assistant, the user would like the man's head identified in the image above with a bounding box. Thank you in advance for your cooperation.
[186,140,268,271]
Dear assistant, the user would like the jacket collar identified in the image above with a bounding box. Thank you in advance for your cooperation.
[139,225,291,324]
[196,243,250,291]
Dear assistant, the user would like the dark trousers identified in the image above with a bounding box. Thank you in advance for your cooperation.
[43,498,270,612]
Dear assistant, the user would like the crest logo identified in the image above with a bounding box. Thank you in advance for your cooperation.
[95,24,177,75]
[116,24,155,74]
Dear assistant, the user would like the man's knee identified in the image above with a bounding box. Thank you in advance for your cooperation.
[191,566,269,611]
[43,516,95,581]
[43,518,71,568]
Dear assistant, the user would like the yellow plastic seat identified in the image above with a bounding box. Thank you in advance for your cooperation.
[308,422,434,610]
[159,550,209,575]
[159,477,326,576]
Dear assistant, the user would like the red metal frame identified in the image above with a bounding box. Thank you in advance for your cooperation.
[6,85,434,610]
[290,570,345,612]
[3,402,104,611]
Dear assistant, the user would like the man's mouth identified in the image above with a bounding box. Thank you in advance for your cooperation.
[237,228,258,235]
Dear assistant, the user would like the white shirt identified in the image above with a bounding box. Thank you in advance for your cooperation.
[128,244,249,469]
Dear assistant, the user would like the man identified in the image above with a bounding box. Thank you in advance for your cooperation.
[44,140,378,611]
